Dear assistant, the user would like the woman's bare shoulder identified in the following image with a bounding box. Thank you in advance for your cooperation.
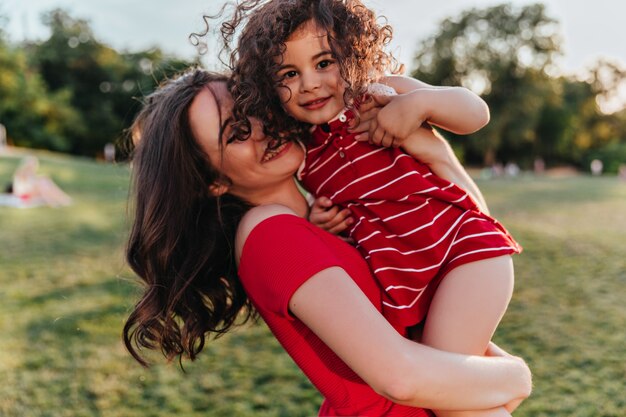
[235,204,299,260]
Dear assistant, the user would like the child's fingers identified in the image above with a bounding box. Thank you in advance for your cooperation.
[311,206,354,235]
[391,136,404,148]
[358,104,380,120]
[350,108,380,132]
[324,208,352,228]
[381,132,396,148]
[312,196,333,209]
[327,212,354,234]
[357,97,379,114]
[354,132,369,142]
[370,93,393,106]
[369,125,383,145]
[351,119,371,135]
[370,125,390,147]
[309,198,340,228]
[317,206,341,223]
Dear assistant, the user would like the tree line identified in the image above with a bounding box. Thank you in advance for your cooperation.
[411,3,626,172]
[1,4,625,171]
[0,9,192,158]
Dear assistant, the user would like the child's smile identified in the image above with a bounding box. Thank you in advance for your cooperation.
[275,20,347,125]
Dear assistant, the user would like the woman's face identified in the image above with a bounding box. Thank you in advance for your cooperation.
[189,82,304,200]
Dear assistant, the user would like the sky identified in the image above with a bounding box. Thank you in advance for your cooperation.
[2,0,625,109]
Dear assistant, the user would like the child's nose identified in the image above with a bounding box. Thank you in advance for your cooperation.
[301,72,321,92]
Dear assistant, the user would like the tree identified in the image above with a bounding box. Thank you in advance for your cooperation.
[0,15,79,151]
[411,3,562,166]
[30,9,193,157]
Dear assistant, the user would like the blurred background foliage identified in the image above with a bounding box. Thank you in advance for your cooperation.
[0,8,193,158]
[0,4,626,172]
[0,3,624,166]
[410,3,626,170]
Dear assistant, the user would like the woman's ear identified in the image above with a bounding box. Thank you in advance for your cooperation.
[208,180,229,197]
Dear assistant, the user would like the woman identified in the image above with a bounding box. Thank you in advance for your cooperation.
[124,68,531,416]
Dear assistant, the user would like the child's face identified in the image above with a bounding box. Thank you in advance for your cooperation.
[275,20,346,125]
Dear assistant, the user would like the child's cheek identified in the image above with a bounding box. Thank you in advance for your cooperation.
[334,77,348,95]
[276,85,292,104]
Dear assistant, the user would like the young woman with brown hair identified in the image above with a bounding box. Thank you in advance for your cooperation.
[123,68,531,416]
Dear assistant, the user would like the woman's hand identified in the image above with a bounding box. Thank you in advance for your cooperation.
[485,342,532,413]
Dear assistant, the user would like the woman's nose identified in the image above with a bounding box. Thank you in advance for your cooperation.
[249,118,266,141]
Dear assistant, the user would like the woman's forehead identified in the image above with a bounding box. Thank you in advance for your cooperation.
[189,83,231,151]
[207,81,233,112]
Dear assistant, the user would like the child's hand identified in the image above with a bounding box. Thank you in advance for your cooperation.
[353,92,428,149]
[352,94,403,147]
[309,196,354,235]
[369,92,428,148]
[349,96,381,140]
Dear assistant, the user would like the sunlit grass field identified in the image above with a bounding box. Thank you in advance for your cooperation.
[1,150,624,417]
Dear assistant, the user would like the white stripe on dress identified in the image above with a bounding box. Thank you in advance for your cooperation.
[315,147,387,195]
[329,154,423,201]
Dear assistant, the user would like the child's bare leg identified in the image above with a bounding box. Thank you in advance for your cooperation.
[422,255,515,417]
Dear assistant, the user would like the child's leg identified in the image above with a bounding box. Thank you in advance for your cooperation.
[422,255,515,417]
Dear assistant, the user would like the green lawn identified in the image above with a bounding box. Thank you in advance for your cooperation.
[1,150,624,417]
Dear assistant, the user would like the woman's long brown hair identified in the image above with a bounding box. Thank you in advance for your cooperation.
[123,68,254,366]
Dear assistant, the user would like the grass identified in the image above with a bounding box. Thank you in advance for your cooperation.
[0,150,624,417]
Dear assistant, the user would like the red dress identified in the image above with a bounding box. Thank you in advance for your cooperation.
[298,110,521,332]
[238,214,433,416]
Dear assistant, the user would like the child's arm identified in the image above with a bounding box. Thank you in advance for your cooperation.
[382,75,490,135]
[355,75,489,147]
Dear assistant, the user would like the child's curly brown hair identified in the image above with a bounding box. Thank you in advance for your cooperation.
[211,0,400,144]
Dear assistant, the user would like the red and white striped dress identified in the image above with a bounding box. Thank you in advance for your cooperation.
[298,109,522,332]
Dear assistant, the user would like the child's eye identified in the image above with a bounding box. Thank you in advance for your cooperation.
[317,59,334,69]
[283,70,298,79]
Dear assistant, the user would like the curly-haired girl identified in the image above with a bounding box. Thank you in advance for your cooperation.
[223,2,524,416]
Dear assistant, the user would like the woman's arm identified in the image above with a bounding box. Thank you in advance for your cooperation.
[402,125,490,214]
[289,267,531,410]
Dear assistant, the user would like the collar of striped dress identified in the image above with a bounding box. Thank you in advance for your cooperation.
[313,108,356,145]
